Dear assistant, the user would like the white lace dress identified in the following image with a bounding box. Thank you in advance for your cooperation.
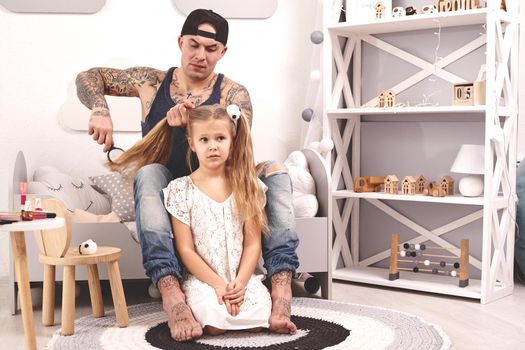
[163,176,271,330]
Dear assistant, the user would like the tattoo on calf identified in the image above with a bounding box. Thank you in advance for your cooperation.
[158,275,180,290]
[271,270,292,286]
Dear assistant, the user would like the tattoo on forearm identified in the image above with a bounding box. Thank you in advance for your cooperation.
[158,275,180,290]
[92,109,110,118]
[271,270,292,286]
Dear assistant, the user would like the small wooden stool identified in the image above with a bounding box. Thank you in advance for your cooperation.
[34,199,128,335]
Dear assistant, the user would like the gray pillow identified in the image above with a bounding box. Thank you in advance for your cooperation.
[89,173,135,222]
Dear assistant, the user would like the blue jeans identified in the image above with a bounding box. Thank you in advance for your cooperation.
[134,163,300,286]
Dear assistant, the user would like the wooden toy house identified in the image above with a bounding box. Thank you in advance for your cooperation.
[414,175,427,194]
[374,1,385,19]
[440,175,454,195]
[401,176,416,195]
[384,175,399,194]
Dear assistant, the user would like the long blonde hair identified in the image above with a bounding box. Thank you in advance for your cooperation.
[108,104,267,233]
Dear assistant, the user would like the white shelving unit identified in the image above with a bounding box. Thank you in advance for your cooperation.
[323,1,520,304]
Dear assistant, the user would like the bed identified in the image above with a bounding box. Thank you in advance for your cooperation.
[9,149,330,314]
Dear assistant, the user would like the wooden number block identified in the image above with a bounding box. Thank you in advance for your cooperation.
[453,83,474,106]
[453,81,485,106]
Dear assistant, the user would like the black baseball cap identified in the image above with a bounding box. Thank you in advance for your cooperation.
[181,9,229,46]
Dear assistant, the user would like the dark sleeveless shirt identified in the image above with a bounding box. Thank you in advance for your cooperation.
[142,67,224,178]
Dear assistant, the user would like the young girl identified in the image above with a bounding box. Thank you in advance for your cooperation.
[162,104,271,335]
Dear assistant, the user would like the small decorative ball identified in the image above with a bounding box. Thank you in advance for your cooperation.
[413,267,419,273]
[409,244,415,250]
[310,30,324,44]
[310,69,321,82]
[410,251,417,257]
[453,262,460,269]
[226,104,241,121]
[302,108,314,122]
[79,239,98,255]
[415,244,421,250]
[432,268,438,274]
[403,243,410,249]
[450,270,457,277]
[319,138,334,153]
[400,250,406,257]
[440,261,446,267]
[148,283,161,299]
[424,259,430,266]
[420,244,426,250]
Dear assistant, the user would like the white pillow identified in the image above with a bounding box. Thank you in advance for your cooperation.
[28,166,111,215]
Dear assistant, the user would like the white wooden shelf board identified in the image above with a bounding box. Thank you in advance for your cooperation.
[332,190,488,205]
[332,266,482,299]
[329,9,488,35]
[327,105,487,117]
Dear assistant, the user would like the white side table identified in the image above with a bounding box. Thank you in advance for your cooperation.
[0,218,65,350]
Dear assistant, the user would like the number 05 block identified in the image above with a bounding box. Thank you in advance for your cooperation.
[453,81,486,106]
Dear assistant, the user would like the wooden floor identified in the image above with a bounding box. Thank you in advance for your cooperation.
[1,278,524,350]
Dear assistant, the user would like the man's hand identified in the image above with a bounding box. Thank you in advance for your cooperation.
[166,101,194,127]
[88,108,114,152]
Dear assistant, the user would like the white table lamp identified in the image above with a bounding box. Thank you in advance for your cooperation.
[450,144,485,197]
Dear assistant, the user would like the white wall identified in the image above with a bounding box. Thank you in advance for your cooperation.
[0,0,319,277]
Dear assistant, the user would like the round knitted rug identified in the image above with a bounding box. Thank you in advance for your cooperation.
[46,298,450,350]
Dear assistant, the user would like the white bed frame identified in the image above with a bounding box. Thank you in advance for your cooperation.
[9,149,330,314]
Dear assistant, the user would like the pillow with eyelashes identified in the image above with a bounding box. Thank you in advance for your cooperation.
[27,166,111,215]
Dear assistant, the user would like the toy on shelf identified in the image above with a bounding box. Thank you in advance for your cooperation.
[384,175,399,194]
[414,175,427,194]
[392,6,405,16]
[435,0,480,12]
[440,175,454,195]
[389,233,470,287]
[423,181,446,197]
[401,176,417,195]
[354,176,385,193]
[374,1,386,19]
[405,6,418,15]
[453,81,486,106]
[378,89,396,107]
[422,4,437,14]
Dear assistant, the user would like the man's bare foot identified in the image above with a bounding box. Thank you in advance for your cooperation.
[158,275,203,341]
[268,271,297,335]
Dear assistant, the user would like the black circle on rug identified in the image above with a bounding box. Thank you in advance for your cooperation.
[145,315,351,349]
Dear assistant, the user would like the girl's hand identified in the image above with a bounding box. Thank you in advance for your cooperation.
[215,283,238,316]
[166,101,194,127]
[223,280,246,306]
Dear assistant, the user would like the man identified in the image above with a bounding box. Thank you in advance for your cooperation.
[76,9,299,341]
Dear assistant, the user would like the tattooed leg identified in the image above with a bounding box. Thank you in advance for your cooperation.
[268,270,297,335]
[158,275,203,341]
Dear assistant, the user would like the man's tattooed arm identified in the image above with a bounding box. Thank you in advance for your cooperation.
[75,66,163,111]
[225,83,253,128]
